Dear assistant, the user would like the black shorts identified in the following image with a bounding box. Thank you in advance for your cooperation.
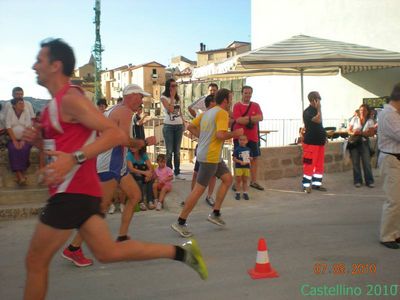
[40,193,104,229]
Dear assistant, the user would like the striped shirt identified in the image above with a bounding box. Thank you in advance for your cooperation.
[378,104,400,159]
[192,106,229,163]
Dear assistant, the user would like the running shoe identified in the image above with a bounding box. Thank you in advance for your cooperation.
[207,213,226,226]
[243,193,250,200]
[181,239,208,280]
[139,202,147,211]
[148,201,156,210]
[235,193,240,200]
[175,174,186,180]
[171,223,193,238]
[62,248,93,267]
[156,201,162,211]
[205,196,215,207]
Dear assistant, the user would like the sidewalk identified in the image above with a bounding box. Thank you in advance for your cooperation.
[1,164,396,300]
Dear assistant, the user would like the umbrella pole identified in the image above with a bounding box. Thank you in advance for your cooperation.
[300,68,304,112]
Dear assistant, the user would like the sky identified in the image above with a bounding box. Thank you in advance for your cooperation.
[0,0,250,100]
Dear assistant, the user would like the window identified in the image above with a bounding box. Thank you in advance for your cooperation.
[208,53,214,60]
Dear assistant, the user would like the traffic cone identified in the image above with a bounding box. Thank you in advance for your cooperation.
[248,238,279,279]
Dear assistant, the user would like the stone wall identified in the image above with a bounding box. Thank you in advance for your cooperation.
[0,139,377,187]
[0,148,41,188]
[256,139,377,181]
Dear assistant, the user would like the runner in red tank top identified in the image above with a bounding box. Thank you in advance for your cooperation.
[23,38,207,300]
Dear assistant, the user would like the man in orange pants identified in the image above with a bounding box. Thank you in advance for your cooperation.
[302,91,327,193]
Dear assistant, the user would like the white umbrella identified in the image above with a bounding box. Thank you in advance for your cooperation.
[203,35,400,111]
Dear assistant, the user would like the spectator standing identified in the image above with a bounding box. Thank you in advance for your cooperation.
[131,105,151,140]
[301,91,327,193]
[347,104,375,188]
[377,83,400,249]
[161,79,186,180]
[5,90,33,185]
[153,154,173,211]
[232,85,264,190]
[127,146,155,210]
[188,83,218,117]
[233,135,252,200]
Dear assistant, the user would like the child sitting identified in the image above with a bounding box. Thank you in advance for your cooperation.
[153,154,173,211]
[127,146,155,210]
[233,135,252,200]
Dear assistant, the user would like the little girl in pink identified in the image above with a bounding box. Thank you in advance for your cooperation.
[153,154,174,210]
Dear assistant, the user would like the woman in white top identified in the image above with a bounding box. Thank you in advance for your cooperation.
[348,104,375,188]
[5,98,33,185]
[161,79,186,179]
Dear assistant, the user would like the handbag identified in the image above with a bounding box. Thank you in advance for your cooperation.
[231,102,253,131]
[347,120,368,150]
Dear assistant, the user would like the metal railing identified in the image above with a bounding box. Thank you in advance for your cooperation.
[259,118,344,147]
[143,118,345,161]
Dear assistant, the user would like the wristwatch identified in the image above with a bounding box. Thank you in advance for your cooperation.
[73,150,87,164]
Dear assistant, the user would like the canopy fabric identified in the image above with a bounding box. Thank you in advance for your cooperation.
[238,35,400,73]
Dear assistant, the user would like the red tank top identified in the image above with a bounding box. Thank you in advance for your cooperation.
[41,83,102,197]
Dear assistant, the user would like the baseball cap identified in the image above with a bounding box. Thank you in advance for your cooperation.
[123,84,151,97]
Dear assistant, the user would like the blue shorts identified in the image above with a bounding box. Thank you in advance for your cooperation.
[233,140,260,158]
[98,169,129,183]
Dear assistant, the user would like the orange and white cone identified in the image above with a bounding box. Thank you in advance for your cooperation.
[248,238,279,279]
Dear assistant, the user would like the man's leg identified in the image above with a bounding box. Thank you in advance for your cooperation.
[24,223,72,300]
[118,174,141,239]
[249,142,264,190]
[312,145,326,190]
[207,171,232,226]
[62,178,118,266]
[213,172,232,211]
[302,143,314,193]
[100,179,119,213]
[180,183,207,219]
[250,157,258,183]
[380,156,400,244]
[191,171,198,190]
[79,215,208,279]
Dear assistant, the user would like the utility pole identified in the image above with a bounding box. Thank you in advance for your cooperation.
[93,0,103,101]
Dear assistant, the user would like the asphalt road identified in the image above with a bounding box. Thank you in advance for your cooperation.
[1,170,399,300]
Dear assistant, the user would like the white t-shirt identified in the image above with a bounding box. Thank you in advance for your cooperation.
[3,100,35,120]
[349,117,375,132]
[161,95,183,125]
[5,107,32,140]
